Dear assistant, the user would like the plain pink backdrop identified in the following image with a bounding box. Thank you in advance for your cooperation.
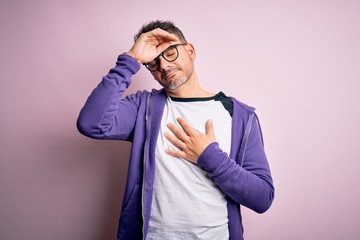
[1,0,360,239]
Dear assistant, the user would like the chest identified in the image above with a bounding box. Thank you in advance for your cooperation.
[160,98,232,153]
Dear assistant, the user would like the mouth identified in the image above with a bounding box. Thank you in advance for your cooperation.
[162,69,177,82]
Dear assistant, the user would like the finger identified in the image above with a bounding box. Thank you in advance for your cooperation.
[164,132,186,149]
[151,28,179,42]
[167,123,189,142]
[205,119,215,139]
[142,28,178,49]
[165,148,187,159]
[176,118,196,136]
[148,28,180,53]
[155,41,173,55]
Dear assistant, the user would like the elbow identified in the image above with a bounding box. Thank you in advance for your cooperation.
[254,198,274,214]
[76,116,91,137]
[76,115,100,139]
[253,185,275,214]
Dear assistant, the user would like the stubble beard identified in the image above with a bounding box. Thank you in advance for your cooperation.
[165,75,189,90]
[161,66,193,91]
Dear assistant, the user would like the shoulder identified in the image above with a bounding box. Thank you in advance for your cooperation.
[125,88,166,103]
[231,97,255,113]
[226,95,257,129]
[221,92,255,115]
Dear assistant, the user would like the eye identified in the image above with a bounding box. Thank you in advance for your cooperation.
[148,60,157,68]
[165,52,175,57]
[164,48,177,59]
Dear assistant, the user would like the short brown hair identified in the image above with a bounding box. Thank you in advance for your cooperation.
[134,20,187,43]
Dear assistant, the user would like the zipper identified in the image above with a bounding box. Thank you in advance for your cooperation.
[142,92,152,239]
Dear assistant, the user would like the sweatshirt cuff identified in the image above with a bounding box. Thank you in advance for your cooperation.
[117,54,141,74]
[197,142,227,172]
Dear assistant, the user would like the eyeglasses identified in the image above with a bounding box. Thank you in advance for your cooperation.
[143,43,187,72]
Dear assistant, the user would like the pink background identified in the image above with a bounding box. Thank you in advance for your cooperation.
[1,0,360,239]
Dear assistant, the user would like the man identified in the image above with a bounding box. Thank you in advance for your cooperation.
[77,20,274,240]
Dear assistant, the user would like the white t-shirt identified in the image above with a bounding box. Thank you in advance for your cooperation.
[147,93,232,240]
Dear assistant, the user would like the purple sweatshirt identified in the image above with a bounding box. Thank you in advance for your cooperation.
[77,54,274,240]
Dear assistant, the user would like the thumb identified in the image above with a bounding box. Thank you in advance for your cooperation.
[205,119,216,140]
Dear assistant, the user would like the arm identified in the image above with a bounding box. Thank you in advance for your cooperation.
[76,54,142,140]
[197,116,274,213]
[77,28,180,140]
[165,117,274,213]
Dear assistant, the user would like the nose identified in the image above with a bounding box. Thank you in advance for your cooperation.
[158,56,172,72]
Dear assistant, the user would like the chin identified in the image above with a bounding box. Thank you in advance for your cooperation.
[166,78,189,91]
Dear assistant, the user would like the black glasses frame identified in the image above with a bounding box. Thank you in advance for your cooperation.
[143,43,187,72]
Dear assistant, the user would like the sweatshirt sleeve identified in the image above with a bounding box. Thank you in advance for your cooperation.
[197,116,274,213]
[76,54,142,140]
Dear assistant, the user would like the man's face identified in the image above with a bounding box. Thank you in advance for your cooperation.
[150,43,196,92]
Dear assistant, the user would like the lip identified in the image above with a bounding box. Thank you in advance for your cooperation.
[162,69,177,81]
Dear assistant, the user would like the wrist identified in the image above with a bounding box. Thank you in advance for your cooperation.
[123,51,142,64]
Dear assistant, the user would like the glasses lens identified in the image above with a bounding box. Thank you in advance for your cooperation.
[145,44,183,71]
[146,59,158,71]
[163,46,178,62]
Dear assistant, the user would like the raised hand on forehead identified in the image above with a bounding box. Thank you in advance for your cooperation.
[127,28,179,64]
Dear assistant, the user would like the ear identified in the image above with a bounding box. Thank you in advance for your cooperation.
[185,43,196,61]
